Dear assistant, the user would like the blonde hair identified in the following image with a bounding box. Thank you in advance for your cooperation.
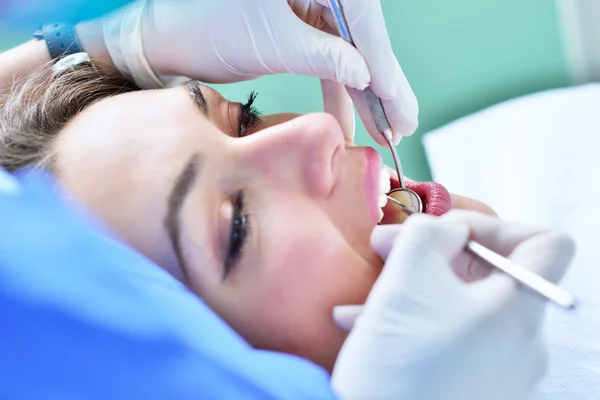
[0,61,138,172]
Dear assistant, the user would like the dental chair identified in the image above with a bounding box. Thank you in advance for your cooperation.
[423,83,600,399]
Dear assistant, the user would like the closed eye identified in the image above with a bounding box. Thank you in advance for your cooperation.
[224,190,251,278]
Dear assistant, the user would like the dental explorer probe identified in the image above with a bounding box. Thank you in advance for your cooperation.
[328,0,422,211]
[386,195,578,310]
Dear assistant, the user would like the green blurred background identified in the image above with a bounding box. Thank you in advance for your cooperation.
[0,0,572,180]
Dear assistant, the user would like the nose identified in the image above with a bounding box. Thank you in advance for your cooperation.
[237,113,345,197]
[255,112,302,130]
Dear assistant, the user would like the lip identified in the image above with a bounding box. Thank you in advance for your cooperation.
[406,181,452,216]
[363,147,383,226]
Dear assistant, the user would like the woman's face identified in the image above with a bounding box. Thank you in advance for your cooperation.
[55,81,495,371]
[55,81,384,370]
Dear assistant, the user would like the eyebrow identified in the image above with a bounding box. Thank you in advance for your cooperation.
[164,154,203,281]
[183,80,209,115]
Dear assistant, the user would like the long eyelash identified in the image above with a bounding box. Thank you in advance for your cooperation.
[239,91,262,137]
[224,190,251,278]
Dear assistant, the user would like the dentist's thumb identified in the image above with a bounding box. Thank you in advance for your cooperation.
[367,215,471,307]
[333,217,471,332]
[333,305,363,332]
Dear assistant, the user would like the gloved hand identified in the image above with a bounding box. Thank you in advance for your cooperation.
[97,0,417,144]
[331,211,576,400]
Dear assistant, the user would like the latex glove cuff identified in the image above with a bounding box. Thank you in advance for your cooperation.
[103,1,185,89]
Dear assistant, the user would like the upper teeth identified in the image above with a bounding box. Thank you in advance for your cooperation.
[377,166,391,222]
[379,166,390,204]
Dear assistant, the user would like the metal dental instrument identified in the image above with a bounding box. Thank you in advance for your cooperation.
[328,0,423,213]
[329,0,576,311]
[386,195,578,310]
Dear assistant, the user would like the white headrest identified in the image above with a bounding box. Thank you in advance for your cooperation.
[423,83,600,227]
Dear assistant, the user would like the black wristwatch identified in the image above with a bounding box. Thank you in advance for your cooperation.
[33,23,84,61]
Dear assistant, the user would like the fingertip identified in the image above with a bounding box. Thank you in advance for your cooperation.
[405,215,469,259]
[439,218,470,246]
[370,131,390,147]
[371,224,402,260]
[345,61,371,91]
[384,94,419,138]
[334,41,371,90]
[525,230,577,282]
[347,88,388,146]
[552,231,577,259]
[367,61,409,96]
[333,305,363,332]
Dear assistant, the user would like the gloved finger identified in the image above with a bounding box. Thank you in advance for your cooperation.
[347,86,418,146]
[346,87,391,146]
[318,0,418,142]
[286,18,371,90]
[316,0,395,96]
[371,224,403,261]
[327,0,418,139]
[511,230,576,319]
[321,79,356,143]
[380,82,419,139]
[441,199,498,281]
[441,210,545,258]
[450,252,491,283]
[395,214,470,268]
[368,215,470,308]
[444,211,576,315]
[318,2,338,34]
[372,222,481,283]
[441,210,542,281]
[332,305,363,332]
[509,230,575,284]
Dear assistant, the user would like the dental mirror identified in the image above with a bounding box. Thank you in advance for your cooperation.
[386,188,423,223]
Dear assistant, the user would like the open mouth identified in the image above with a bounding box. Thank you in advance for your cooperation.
[378,166,452,225]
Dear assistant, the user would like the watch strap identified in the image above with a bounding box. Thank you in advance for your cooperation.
[34,23,84,61]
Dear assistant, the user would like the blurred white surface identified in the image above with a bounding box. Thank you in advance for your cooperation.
[424,83,600,399]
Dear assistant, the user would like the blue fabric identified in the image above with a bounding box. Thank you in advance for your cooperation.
[0,0,134,25]
[0,169,336,400]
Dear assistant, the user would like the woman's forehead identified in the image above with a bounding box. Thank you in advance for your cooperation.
[52,87,225,214]
[51,87,215,269]
[58,86,217,158]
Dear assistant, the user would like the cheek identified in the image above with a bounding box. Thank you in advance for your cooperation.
[224,208,380,369]
[259,208,378,306]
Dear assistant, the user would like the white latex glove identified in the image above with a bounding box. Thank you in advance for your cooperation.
[100,0,418,144]
[331,211,576,400]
